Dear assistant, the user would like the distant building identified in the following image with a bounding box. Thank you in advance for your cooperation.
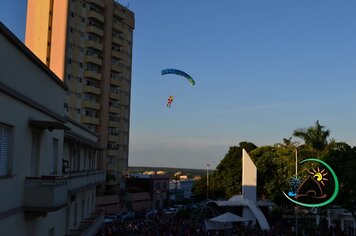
[327,207,356,233]
[126,192,151,212]
[25,0,135,196]
[0,22,105,235]
[126,174,170,210]
[169,178,197,200]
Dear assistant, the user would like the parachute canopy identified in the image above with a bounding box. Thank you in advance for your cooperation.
[161,69,195,86]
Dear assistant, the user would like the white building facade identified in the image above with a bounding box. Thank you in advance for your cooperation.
[0,22,105,236]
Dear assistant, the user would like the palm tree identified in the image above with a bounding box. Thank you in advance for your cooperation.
[293,120,330,151]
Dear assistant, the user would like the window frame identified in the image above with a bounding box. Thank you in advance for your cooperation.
[0,123,14,177]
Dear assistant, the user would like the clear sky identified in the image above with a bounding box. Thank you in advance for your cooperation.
[1,1,356,169]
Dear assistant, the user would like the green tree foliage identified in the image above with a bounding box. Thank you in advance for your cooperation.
[193,142,257,200]
[192,122,356,220]
[322,142,356,220]
[250,145,296,205]
[191,175,207,200]
[293,120,330,154]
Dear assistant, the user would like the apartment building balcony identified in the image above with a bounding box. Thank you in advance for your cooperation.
[108,120,119,128]
[24,171,105,213]
[87,0,104,8]
[81,115,99,125]
[84,70,101,81]
[113,21,123,32]
[113,9,126,22]
[85,40,103,51]
[109,92,120,100]
[112,36,125,47]
[83,85,101,95]
[85,55,102,66]
[82,100,100,110]
[110,77,121,86]
[112,49,125,59]
[109,106,120,114]
[65,210,104,236]
[112,36,124,46]
[88,10,104,22]
[111,64,124,73]
[86,25,103,37]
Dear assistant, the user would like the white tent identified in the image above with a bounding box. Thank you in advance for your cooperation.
[205,212,247,231]
[210,212,247,223]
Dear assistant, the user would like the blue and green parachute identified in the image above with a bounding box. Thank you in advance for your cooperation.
[161,69,195,86]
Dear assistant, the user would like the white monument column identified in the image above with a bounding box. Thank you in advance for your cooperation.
[242,149,257,202]
[242,149,257,226]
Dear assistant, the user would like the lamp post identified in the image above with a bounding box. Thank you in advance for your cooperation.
[206,164,210,200]
[295,148,298,236]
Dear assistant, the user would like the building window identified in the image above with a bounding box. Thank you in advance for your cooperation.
[73,203,78,226]
[0,124,11,176]
[81,199,85,219]
[87,196,90,216]
[51,138,59,175]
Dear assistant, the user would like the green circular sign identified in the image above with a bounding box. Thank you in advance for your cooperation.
[282,158,339,208]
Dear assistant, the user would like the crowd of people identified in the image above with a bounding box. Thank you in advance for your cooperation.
[98,214,205,235]
[97,212,355,236]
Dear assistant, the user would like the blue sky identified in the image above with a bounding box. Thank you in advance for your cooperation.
[1,1,356,169]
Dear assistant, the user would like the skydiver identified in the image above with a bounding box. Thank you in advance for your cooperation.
[167,95,174,107]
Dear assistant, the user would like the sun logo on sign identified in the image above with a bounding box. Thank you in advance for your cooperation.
[309,167,328,186]
[283,158,339,208]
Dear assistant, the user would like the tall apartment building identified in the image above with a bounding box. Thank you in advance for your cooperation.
[25,0,135,193]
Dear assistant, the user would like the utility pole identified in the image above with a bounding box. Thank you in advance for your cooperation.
[295,148,298,176]
[206,164,210,200]
[295,148,298,236]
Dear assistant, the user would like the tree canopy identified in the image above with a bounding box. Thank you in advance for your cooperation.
[192,121,356,220]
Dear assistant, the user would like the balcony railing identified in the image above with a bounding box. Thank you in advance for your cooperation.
[25,171,105,212]
[86,25,103,37]
[85,55,103,66]
[87,0,104,8]
[111,64,124,73]
[83,85,101,95]
[108,120,120,128]
[88,10,104,22]
[81,115,100,125]
[84,70,101,81]
[82,100,100,110]
[85,40,103,51]
[112,36,124,46]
